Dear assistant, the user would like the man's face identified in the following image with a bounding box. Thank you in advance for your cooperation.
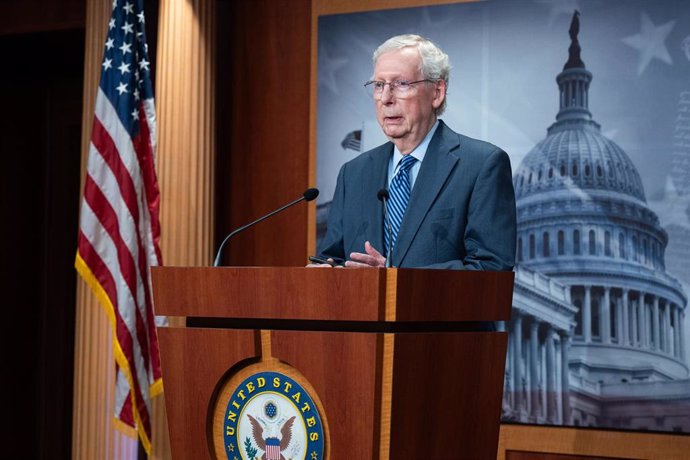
[373,47,446,154]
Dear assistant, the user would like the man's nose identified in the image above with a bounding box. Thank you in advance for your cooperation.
[380,85,394,103]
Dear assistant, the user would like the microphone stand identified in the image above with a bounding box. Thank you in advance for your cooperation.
[213,188,319,267]
[377,189,394,268]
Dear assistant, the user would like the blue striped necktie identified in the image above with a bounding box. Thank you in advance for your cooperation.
[385,154,418,256]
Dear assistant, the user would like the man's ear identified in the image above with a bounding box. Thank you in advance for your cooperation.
[432,80,447,110]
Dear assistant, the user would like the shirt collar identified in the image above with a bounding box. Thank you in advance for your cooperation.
[392,119,440,170]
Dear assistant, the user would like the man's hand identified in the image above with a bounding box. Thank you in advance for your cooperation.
[346,241,386,268]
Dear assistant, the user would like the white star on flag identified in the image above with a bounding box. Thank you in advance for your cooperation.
[116,81,128,94]
[102,58,113,71]
[118,62,131,75]
[622,12,676,76]
[139,58,150,71]
[131,108,139,120]
[120,42,132,55]
[105,38,115,50]
[137,11,145,23]
[123,1,134,14]
[109,18,116,29]
[121,21,134,35]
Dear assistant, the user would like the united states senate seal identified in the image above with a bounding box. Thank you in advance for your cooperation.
[211,363,327,460]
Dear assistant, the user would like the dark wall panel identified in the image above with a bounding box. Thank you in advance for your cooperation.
[0,0,85,35]
[217,0,312,267]
[0,28,84,459]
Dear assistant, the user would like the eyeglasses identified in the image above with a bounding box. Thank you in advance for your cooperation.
[364,79,433,98]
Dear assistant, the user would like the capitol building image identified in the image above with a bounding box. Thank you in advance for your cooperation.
[315,10,690,435]
[501,12,690,431]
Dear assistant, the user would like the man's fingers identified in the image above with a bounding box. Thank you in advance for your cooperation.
[363,241,385,266]
[350,251,377,265]
[350,248,384,267]
[344,260,370,267]
[364,241,383,258]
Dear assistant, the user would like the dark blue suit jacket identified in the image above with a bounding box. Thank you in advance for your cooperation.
[318,120,516,270]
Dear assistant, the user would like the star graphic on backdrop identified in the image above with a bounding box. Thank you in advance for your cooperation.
[417,6,454,30]
[648,176,690,230]
[351,33,378,57]
[318,43,348,95]
[602,129,618,140]
[681,35,690,62]
[559,175,593,203]
[622,12,676,76]
[534,0,580,28]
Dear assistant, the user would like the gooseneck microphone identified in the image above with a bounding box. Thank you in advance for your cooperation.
[377,189,393,268]
[213,188,319,267]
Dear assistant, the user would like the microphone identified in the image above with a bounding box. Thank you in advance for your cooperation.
[213,188,319,267]
[377,189,393,268]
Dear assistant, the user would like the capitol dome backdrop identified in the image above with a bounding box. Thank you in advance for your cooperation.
[315,0,690,433]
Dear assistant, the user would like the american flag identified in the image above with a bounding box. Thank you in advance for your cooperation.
[75,0,162,453]
[340,129,362,152]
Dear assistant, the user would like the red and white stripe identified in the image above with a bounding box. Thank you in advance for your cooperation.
[266,444,281,460]
[76,87,162,452]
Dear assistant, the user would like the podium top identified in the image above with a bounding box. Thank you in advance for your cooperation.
[151,267,513,323]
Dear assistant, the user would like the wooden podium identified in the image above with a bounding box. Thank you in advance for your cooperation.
[152,267,514,459]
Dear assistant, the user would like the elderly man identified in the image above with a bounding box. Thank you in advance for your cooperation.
[317,34,516,270]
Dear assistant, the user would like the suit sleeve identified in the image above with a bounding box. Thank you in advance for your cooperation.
[317,162,347,263]
[425,148,516,271]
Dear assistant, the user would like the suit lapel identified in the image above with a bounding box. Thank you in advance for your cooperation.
[393,122,461,266]
[363,143,392,253]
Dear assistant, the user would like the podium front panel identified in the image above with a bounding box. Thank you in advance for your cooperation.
[157,327,257,458]
[153,267,513,459]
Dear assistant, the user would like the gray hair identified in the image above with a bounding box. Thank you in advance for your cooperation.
[373,34,451,115]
